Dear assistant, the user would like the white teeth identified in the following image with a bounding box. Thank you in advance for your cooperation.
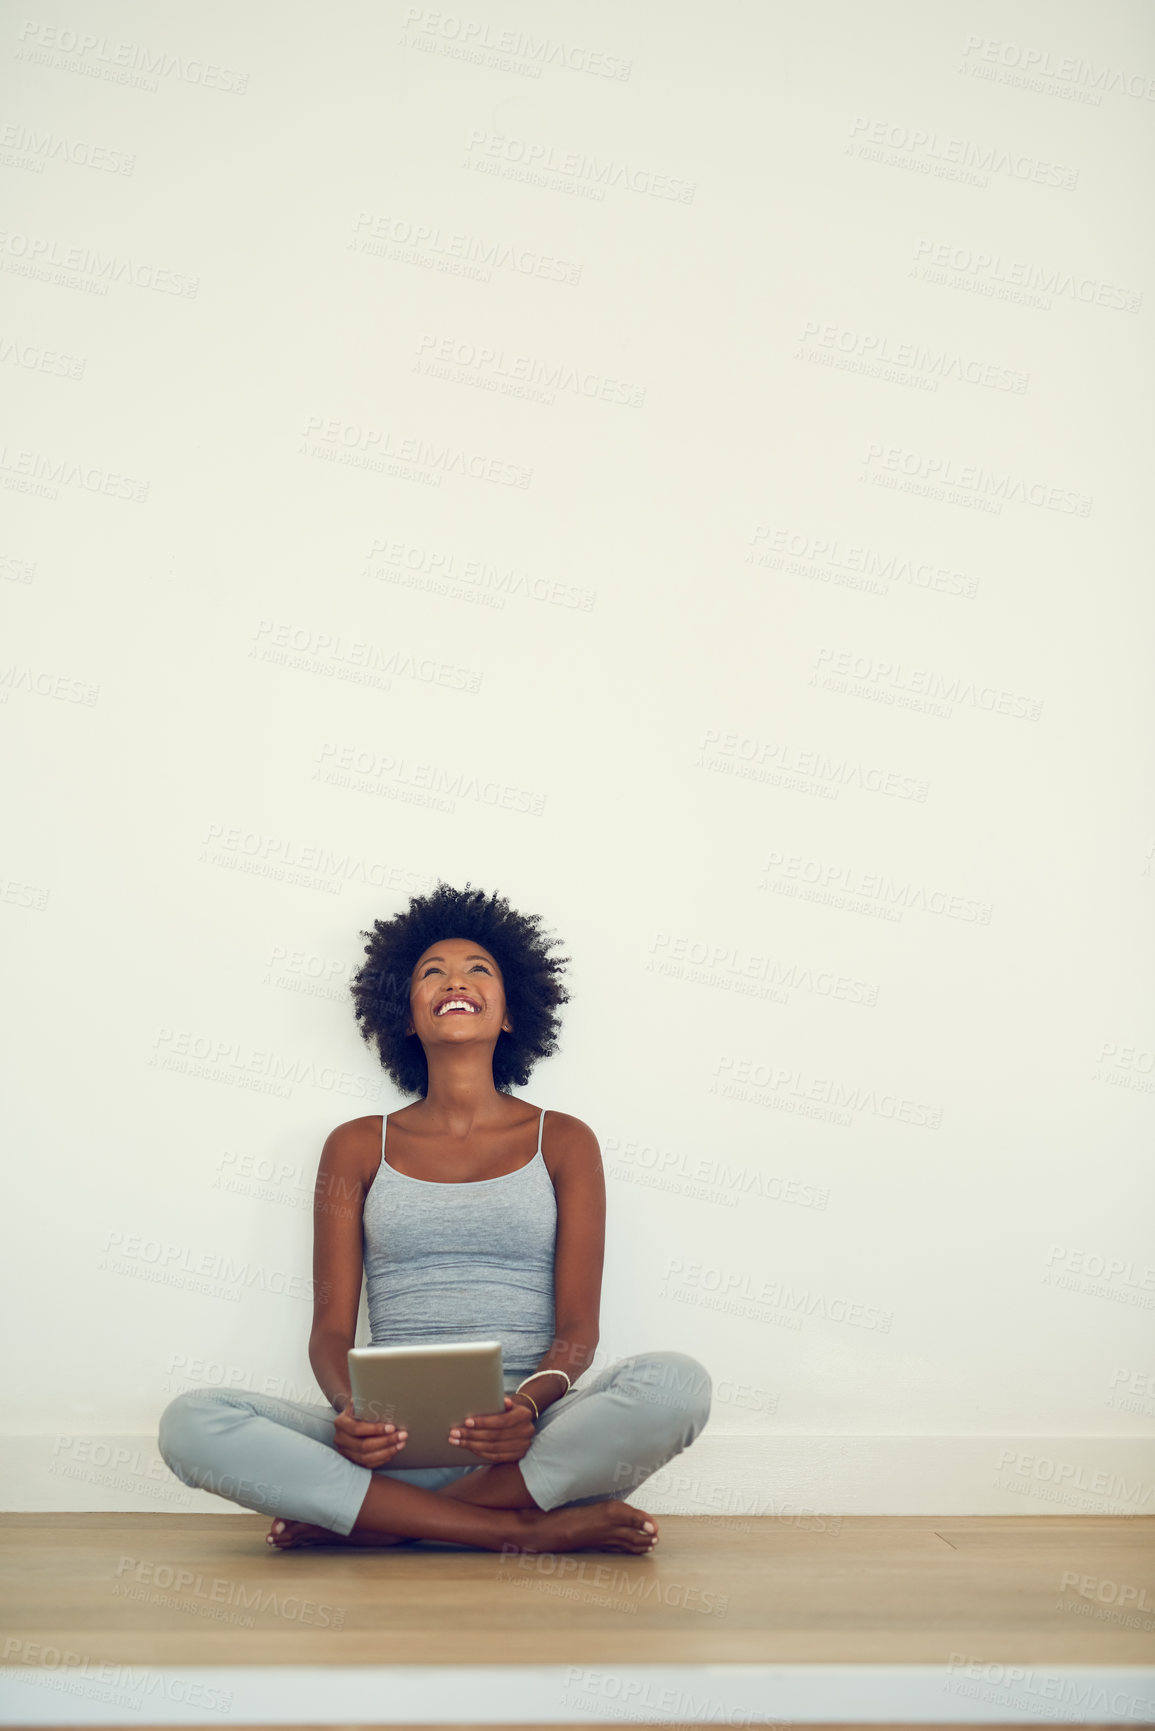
[437,999,478,1015]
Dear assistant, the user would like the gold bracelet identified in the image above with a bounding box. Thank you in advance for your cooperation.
[513,1391,539,1420]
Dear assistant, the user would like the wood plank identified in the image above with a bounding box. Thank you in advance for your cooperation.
[1,1514,1153,1664]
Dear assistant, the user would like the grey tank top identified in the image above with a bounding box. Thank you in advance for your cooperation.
[362,1106,558,1379]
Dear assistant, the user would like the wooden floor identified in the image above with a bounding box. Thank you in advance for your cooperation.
[1,1511,1153,1667]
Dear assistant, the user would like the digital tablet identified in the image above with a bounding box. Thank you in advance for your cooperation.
[346,1340,506,1469]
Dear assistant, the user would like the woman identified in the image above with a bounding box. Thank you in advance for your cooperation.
[159,881,712,1554]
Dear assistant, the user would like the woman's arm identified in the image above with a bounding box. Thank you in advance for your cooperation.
[516,1112,605,1416]
[308,1118,371,1412]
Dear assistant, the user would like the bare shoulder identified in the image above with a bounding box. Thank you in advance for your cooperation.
[544,1109,600,1149]
[542,1110,603,1177]
[318,1113,383,1190]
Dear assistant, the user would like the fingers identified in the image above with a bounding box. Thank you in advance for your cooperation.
[451,1422,533,1450]
[333,1404,409,1467]
[450,1433,529,1460]
[359,1445,407,1468]
[338,1433,407,1468]
[458,1402,514,1426]
[451,1400,533,1442]
[450,1419,529,1447]
[335,1403,404,1441]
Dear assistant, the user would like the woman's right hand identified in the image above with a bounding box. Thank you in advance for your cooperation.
[332,1401,408,1468]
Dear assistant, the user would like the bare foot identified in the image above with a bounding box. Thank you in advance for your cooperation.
[505,1499,659,1555]
[266,1518,414,1551]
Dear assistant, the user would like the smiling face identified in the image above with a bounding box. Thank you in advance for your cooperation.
[405,936,512,1049]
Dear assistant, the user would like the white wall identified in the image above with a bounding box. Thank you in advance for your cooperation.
[3,0,1153,1516]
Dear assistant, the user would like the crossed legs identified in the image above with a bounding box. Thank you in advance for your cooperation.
[161,1351,711,1556]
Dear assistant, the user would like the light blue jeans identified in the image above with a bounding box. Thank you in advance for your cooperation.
[158,1351,711,1538]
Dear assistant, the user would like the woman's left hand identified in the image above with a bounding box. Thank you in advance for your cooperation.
[448,1395,536,1463]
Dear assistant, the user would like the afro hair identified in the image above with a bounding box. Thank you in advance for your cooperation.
[350,880,571,1097]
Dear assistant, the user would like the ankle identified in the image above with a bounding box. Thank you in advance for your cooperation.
[497,1507,544,1552]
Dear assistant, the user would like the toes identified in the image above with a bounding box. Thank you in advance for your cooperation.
[608,1526,656,1553]
[268,1520,313,1550]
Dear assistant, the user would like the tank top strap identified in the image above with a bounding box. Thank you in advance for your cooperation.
[536,1106,546,1158]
